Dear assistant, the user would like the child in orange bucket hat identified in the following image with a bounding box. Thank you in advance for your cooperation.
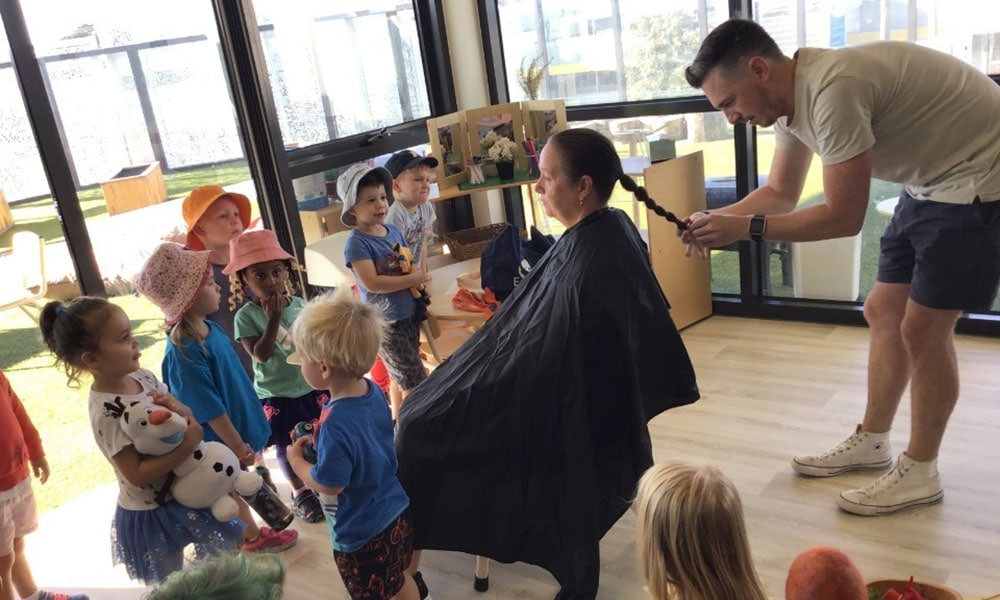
[181,185,255,378]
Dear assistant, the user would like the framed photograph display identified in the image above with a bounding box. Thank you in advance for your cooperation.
[426,111,471,188]
[465,103,527,171]
[520,99,566,153]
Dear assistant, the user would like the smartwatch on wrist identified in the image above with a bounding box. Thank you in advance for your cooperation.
[748,214,766,242]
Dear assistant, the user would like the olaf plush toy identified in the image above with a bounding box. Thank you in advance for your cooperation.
[112,397,262,521]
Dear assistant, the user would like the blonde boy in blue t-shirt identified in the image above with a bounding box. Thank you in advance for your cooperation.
[287,290,422,600]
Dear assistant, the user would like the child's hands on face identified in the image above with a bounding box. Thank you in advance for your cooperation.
[30,456,50,484]
[261,293,286,321]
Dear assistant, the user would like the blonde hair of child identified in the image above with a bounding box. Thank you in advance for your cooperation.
[635,461,768,600]
[289,288,385,380]
[168,313,209,356]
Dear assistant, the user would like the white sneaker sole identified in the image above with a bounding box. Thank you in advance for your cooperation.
[836,489,944,516]
[791,457,893,477]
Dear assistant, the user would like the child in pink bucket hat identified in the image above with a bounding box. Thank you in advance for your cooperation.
[224,230,325,523]
[136,242,300,553]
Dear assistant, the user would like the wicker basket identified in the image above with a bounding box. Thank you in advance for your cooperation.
[444,224,513,261]
[867,579,963,600]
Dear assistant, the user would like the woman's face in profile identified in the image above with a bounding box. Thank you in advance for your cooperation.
[535,145,580,227]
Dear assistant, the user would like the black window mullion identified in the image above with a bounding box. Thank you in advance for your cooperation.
[212,0,304,282]
[477,0,510,105]
[0,0,105,296]
[477,0,526,229]
[413,1,457,116]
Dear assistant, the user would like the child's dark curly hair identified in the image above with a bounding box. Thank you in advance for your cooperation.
[39,296,116,387]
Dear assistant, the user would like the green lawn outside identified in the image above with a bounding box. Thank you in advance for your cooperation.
[0,295,168,514]
[0,160,252,254]
[0,160,251,513]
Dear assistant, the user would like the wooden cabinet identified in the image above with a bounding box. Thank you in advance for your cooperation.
[644,152,712,330]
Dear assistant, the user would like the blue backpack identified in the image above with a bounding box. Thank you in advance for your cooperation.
[480,225,554,301]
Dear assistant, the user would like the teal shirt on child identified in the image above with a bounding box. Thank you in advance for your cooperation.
[233,295,313,399]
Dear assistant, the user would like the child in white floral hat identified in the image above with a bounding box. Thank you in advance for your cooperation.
[136,242,299,553]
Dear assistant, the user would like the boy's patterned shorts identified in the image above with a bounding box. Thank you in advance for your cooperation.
[379,315,427,391]
[333,509,415,600]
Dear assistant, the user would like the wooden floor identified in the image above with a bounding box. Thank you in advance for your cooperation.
[25,317,1000,599]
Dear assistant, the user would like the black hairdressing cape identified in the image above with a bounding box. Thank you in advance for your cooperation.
[396,208,699,598]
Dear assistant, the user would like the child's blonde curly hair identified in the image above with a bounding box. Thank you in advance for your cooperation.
[289,287,385,379]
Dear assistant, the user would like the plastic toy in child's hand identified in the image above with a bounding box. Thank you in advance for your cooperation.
[392,242,431,305]
[291,421,318,464]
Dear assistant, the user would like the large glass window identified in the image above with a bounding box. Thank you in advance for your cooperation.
[756,0,1000,74]
[9,0,259,513]
[498,0,728,104]
[251,1,432,147]
[754,1,1000,310]
[17,0,256,259]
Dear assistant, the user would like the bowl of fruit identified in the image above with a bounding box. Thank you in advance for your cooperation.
[867,577,962,600]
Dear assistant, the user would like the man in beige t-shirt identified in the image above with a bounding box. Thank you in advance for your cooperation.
[682,19,1000,516]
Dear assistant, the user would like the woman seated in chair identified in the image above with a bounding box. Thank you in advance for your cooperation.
[395,128,700,600]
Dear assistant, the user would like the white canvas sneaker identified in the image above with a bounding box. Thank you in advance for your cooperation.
[837,452,944,516]
[792,424,893,477]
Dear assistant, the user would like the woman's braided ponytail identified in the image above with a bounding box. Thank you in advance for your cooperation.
[547,128,686,229]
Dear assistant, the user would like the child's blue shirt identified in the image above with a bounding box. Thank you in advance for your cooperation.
[344,225,418,322]
[162,320,270,452]
[311,380,409,553]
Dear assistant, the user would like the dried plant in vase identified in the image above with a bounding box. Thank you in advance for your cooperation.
[518,54,550,100]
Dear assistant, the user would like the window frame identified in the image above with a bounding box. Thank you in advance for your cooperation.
[483,0,1000,335]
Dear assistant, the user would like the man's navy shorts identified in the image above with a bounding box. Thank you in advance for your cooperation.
[878,190,1000,311]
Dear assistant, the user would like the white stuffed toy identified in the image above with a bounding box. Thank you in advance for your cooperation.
[114,397,262,521]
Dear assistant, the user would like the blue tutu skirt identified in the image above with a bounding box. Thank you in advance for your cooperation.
[111,501,244,584]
